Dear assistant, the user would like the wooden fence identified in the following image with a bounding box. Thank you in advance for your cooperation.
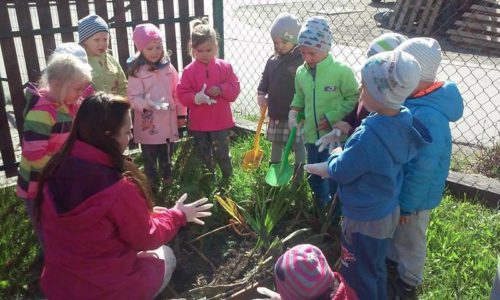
[0,0,211,178]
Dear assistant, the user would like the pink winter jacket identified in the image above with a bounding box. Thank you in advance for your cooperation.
[177,58,240,131]
[40,141,187,299]
[127,64,187,144]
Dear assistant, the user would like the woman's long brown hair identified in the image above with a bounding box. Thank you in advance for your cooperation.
[34,93,154,221]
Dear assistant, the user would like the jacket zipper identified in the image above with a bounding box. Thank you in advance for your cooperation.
[311,68,319,140]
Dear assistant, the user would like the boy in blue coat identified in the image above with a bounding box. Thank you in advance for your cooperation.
[386,38,464,299]
[305,49,431,299]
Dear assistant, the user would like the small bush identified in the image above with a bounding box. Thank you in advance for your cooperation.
[472,143,500,180]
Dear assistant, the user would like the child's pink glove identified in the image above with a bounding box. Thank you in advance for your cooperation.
[173,193,213,225]
[195,84,217,106]
[304,162,329,178]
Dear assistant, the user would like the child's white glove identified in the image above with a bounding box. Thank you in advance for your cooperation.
[173,193,213,225]
[304,162,330,178]
[288,110,298,130]
[195,84,217,106]
[145,94,169,111]
[254,287,281,300]
[316,128,342,153]
[256,94,268,108]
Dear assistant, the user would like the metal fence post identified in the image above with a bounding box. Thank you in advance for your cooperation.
[213,0,224,59]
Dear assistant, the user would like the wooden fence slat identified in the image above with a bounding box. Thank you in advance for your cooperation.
[424,0,444,35]
[395,0,412,31]
[112,1,130,70]
[406,0,424,32]
[56,0,74,42]
[147,0,159,26]
[130,0,143,23]
[455,20,500,34]
[164,0,178,70]
[194,0,204,16]
[464,12,500,22]
[0,2,25,137]
[94,0,108,20]
[179,0,191,68]
[416,0,436,34]
[37,0,56,59]
[0,81,17,177]
[17,0,41,82]
[75,0,89,20]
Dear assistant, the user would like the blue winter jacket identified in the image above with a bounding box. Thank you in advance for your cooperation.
[400,81,463,213]
[327,107,431,221]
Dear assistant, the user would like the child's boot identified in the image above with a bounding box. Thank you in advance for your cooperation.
[386,258,399,299]
[395,277,417,300]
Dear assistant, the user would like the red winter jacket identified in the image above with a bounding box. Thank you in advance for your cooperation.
[39,140,186,299]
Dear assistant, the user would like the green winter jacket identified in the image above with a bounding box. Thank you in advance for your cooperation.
[291,53,359,144]
[88,52,127,97]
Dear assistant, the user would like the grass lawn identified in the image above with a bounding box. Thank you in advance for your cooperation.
[0,135,498,299]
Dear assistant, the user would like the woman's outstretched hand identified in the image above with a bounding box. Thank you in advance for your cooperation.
[173,193,213,225]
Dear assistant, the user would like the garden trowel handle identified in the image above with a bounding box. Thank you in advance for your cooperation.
[281,112,304,166]
[254,105,267,153]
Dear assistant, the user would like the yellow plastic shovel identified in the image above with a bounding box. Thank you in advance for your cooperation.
[242,106,267,170]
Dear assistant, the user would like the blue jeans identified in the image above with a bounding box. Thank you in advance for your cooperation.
[305,143,337,207]
[340,207,400,300]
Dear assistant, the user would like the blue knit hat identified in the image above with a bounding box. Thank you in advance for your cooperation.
[298,17,332,52]
[78,14,109,44]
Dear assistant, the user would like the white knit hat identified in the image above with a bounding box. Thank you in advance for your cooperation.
[366,32,407,58]
[298,16,332,52]
[270,13,301,44]
[362,50,421,110]
[54,42,88,64]
[397,37,442,81]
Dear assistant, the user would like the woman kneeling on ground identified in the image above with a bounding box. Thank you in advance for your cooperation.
[34,93,212,299]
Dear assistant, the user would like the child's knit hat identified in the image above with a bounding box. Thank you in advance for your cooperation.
[270,13,301,44]
[366,32,407,58]
[297,16,332,52]
[362,50,421,110]
[133,23,164,52]
[274,244,335,299]
[78,14,109,44]
[397,37,442,82]
[54,42,88,64]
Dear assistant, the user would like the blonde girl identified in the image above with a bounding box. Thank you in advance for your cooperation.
[17,51,92,232]
[177,18,240,180]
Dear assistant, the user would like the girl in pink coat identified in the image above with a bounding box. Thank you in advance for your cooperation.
[127,23,187,188]
[177,18,240,180]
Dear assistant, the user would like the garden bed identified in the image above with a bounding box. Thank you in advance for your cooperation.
[0,133,498,299]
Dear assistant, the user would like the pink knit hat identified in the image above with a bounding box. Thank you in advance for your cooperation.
[274,244,335,300]
[132,23,164,52]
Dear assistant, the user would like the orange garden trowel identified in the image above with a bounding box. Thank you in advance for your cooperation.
[265,111,304,186]
[242,106,267,170]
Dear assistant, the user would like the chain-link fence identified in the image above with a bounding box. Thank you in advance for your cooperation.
[221,0,500,176]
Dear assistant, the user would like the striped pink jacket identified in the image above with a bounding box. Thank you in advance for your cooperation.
[16,85,79,200]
